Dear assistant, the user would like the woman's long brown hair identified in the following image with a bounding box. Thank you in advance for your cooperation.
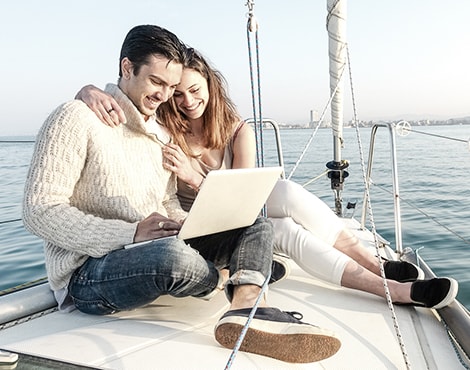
[157,48,241,157]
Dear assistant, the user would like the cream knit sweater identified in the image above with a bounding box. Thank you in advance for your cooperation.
[23,84,187,291]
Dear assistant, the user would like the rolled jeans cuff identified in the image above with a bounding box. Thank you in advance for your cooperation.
[224,269,268,302]
[197,269,225,301]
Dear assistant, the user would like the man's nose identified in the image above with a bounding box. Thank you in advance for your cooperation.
[157,86,172,102]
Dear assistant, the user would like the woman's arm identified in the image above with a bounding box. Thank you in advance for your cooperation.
[231,122,257,169]
[162,143,205,191]
[75,84,126,127]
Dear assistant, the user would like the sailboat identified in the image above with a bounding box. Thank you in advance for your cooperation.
[1,1,469,369]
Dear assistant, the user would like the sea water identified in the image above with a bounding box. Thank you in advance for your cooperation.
[1,125,469,309]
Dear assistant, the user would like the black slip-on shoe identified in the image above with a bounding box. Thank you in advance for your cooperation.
[269,254,291,284]
[384,260,425,282]
[410,277,458,309]
[214,307,341,363]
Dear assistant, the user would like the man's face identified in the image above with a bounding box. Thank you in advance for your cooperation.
[119,55,183,119]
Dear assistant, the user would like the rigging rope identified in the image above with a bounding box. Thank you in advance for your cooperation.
[401,126,469,144]
[346,44,412,370]
[224,274,270,369]
[0,140,35,143]
[245,0,265,168]
[0,219,22,225]
[224,3,269,369]
[370,180,470,246]
[397,124,470,152]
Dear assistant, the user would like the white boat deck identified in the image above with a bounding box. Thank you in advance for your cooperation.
[0,219,465,369]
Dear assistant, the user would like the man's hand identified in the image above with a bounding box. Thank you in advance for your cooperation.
[134,212,181,242]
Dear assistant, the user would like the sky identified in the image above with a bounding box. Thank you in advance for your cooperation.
[1,0,469,136]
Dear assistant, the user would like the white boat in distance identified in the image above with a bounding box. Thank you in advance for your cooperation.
[1,1,469,369]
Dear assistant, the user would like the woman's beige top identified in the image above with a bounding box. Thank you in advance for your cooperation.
[177,121,244,211]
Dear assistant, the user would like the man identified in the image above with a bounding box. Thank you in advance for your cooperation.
[23,25,340,363]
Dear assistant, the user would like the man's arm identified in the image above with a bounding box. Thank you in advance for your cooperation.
[23,101,136,257]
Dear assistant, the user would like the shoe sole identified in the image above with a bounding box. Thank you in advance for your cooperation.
[431,277,459,309]
[215,318,341,363]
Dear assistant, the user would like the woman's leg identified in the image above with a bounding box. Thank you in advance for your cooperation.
[266,182,456,307]
[270,217,413,302]
[340,259,412,301]
[267,180,381,274]
[270,217,350,286]
[267,180,344,245]
[332,229,381,275]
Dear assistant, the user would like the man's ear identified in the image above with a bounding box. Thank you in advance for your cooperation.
[121,57,133,80]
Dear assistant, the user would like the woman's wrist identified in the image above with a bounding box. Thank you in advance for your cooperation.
[189,173,206,193]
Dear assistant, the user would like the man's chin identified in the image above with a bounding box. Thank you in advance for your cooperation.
[139,105,159,118]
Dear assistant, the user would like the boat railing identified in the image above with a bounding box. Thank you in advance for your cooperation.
[360,122,403,255]
[244,118,286,179]
[0,280,56,328]
[361,123,470,362]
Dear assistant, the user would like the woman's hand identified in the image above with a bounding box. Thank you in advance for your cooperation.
[75,84,126,127]
[134,212,181,242]
[162,143,203,190]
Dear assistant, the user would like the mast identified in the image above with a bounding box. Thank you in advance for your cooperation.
[326,0,349,216]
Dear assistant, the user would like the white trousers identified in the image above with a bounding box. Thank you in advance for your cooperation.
[266,179,351,285]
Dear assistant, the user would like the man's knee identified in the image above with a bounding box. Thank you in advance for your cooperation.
[252,216,274,238]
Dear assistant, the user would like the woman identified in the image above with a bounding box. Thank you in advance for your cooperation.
[76,48,457,309]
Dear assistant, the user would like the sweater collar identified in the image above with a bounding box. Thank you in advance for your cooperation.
[104,83,152,135]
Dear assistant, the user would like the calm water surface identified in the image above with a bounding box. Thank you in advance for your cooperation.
[1,125,469,308]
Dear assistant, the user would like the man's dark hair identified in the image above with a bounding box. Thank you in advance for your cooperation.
[119,25,187,77]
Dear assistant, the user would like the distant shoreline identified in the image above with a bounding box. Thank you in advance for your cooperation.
[1,121,469,138]
[257,121,470,129]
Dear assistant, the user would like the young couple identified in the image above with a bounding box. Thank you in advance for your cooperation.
[23,24,340,364]
[23,24,456,365]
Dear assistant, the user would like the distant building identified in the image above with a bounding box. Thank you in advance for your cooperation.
[308,110,319,128]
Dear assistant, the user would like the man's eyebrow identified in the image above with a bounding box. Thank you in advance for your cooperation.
[149,73,180,87]
[149,74,166,84]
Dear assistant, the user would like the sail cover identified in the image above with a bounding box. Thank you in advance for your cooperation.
[327,0,347,160]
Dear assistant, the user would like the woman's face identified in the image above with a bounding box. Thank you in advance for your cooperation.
[172,69,209,120]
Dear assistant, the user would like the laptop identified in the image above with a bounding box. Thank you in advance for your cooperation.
[125,166,282,248]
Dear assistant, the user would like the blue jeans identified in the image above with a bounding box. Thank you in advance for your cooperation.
[187,216,273,300]
[69,216,273,315]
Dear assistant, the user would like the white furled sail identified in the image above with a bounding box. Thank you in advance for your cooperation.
[326,0,349,215]
[327,0,347,159]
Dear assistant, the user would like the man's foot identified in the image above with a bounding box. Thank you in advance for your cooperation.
[409,277,458,309]
[269,254,291,284]
[384,260,425,282]
[214,307,341,363]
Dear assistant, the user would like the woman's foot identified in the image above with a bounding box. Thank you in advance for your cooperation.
[394,277,459,309]
[384,260,425,282]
